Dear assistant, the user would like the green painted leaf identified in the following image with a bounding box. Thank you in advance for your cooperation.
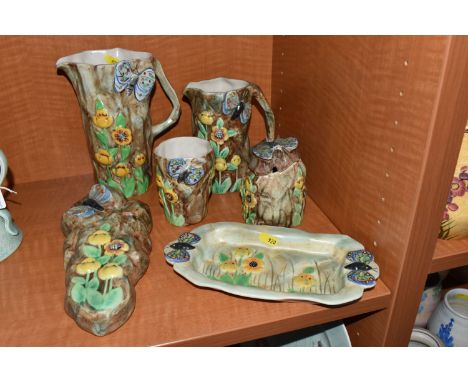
[230,178,241,192]
[219,253,229,262]
[122,176,136,198]
[234,273,251,286]
[133,166,144,180]
[294,203,303,213]
[292,212,302,226]
[82,245,101,258]
[115,112,126,128]
[121,145,131,161]
[220,177,232,193]
[171,214,185,227]
[113,254,128,265]
[303,266,315,274]
[212,179,221,194]
[96,255,111,265]
[254,253,264,260]
[293,188,302,198]
[98,179,106,185]
[95,129,109,148]
[88,275,100,290]
[95,98,105,111]
[70,283,86,304]
[219,147,230,159]
[109,147,119,158]
[216,118,224,128]
[100,223,111,232]
[86,289,105,310]
[103,287,124,310]
[227,129,237,137]
[297,166,303,177]
[71,276,86,285]
[137,175,149,194]
[197,121,207,138]
[227,163,237,171]
[210,141,220,156]
[106,177,122,192]
[220,273,235,285]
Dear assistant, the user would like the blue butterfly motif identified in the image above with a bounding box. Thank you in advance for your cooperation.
[344,250,378,287]
[165,232,201,264]
[114,60,156,101]
[252,137,298,160]
[167,158,205,186]
[67,184,113,219]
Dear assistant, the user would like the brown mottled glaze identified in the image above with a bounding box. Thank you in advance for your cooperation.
[62,184,152,336]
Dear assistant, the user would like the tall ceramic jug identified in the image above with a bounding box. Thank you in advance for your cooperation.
[184,78,275,194]
[57,48,181,197]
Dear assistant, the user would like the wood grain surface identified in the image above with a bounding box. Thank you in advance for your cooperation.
[0,175,390,346]
[271,36,468,345]
[0,36,273,185]
[432,238,468,273]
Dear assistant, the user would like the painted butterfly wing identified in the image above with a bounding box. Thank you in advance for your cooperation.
[184,167,205,186]
[346,250,374,264]
[88,184,113,206]
[167,158,187,179]
[276,137,298,151]
[66,205,97,219]
[239,102,252,124]
[222,91,240,115]
[231,102,245,121]
[347,270,376,287]
[345,262,373,271]
[170,242,195,250]
[165,249,190,263]
[134,68,156,101]
[178,232,201,244]
[114,60,134,93]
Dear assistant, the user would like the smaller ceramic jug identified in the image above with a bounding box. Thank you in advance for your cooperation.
[0,150,23,261]
[428,288,468,347]
[57,48,181,198]
[183,78,275,194]
[414,273,443,328]
[240,137,306,227]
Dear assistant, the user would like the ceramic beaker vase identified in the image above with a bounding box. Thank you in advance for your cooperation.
[428,288,468,347]
[240,138,306,227]
[154,137,214,227]
[183,78,275,194]
[0,150,23,261]
[57,48,181,198]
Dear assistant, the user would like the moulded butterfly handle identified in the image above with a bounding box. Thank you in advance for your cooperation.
[249,83,275,142]
[150,60,181,141]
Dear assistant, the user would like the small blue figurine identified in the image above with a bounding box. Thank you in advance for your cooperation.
[0,150,22,261]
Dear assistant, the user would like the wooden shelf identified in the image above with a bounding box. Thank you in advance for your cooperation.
[0,174,390,346]
[431,239,468,273]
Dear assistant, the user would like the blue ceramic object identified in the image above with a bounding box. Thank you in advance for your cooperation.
[0,150,23,262]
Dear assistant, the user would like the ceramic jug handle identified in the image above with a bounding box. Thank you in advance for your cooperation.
[150,60,181,141]
[249,83,275,142]
[0,150,7,187]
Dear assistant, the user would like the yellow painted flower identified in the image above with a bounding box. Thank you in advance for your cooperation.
[95,148,113,166]
[231,155,241,167]
[111,127,132,146]
[87,230,111,246]
[294,176,305,190]
[156,174,164,188]
[198,111,214,125]
[92,109,114,129]
[112,163,130,177]
[104,239,129,256]
[219,260,237,274]
[242,257,264,273]
[134,153,145,166]
[232,247,253,260]
[215,157,227,172]
[164,188,178,204]
[293,273,315,288]
[244,191,257,209]
[98,263,123,280]
[244,177,252,192]
[76,257,101,275]
[211,126,229,145]
[158,192,164,206]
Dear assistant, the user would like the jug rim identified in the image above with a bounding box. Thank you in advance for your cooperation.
[185,77,250,94]
[56,47,153,67]
[444,288,468,320]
